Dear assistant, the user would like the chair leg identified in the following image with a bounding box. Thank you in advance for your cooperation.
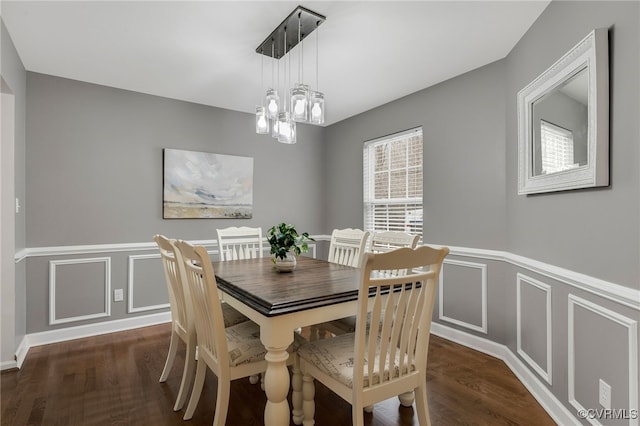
[159,329,179,382]
[352,400,365,426]
[212,375,231,426]
[398,391,415,407]
[174,338,197,411]
[183,360,207,420]
[414,385,431,426]
[301,373,315,426]
[291,358,303,425]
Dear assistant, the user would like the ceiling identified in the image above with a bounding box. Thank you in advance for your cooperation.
[1,1,550,126]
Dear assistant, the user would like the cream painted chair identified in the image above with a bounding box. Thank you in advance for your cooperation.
[154,235,248,412]
[175,240,270,425]
[369,230,420,253]
[216,226,264,385]
[327,228,370,268]
[296,245,449,426]
[311,228,370,339]
[326,230,420,336]
[216,226,264,261]
[155,234,197,412]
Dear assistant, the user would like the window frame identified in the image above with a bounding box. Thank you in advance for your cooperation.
[363,127,423,239]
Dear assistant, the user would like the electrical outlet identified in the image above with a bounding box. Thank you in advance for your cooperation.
[114,288,124,302]
[599,379,611,409]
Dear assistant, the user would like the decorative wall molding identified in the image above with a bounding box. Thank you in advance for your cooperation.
[517,273,553,385]
[438,258,488,334]
[432,244,639,311]
[49,257,111,325]
[17,238,638,310]
[127,253,169,314]
[567,294,638,426]
[431,322,579,426]
[14,248,27,263]
[18,237,323,260]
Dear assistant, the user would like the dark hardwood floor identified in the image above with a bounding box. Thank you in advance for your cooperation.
[1,323,555,425]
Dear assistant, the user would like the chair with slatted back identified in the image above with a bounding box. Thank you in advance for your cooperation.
[324,230,420,337]
[297,245,449,426]
[216,226,264,385]
[155,235,249,412]
[310,229,370,339]
[175,240,269,425]
[155,234,198,412]
[327,228,370,268]
[370,231,420,253]
[216,226,264,261]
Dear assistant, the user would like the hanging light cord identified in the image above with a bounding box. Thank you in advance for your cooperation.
[298,12,303,83]
[260,49,264,106]
[315,20,320,90]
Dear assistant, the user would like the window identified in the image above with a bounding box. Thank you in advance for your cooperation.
[540,120,578,174]
[363,128,423,238]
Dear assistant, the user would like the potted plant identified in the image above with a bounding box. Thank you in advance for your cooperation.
[267,222,314,272]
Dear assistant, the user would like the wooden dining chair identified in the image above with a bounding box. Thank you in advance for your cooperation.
[155,234,196,412]
[331,231,421,332]
[311,228,371,339]
[216,226,264,385]
[175,240,269,425]
[216,226,264,261]
[296,245,449,426]
[154,235,249,412]
[327,228,370,268]
[369,230,420,253]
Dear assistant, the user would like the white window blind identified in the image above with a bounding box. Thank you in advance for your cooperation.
[540,120,578,174]
[363,128,423,239]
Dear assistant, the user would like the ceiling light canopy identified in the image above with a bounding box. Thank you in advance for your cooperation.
[255,5,326,144]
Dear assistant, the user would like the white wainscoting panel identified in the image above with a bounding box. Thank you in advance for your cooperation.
[517,273,552,385]
[49,257,111,325]
[568,294,638,426]
[438,258,488,334]
[127,253,169,314]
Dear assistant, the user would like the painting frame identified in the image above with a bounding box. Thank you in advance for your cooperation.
[163,148,253,219]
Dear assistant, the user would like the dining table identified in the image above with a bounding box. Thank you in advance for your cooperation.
[212,255,361,426]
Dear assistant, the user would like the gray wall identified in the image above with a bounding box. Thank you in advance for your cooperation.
[24,72,326,332]
[324,59,508,250]
[323,1,639,422]
[26,73,326,246]
[1,18,27,367]
[506,1,639,289]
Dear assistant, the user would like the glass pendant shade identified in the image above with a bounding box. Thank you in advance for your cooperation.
[271,118,280,138]
[255,106,269,134]
[308,91,325,125]
[290,83,309,122]
[265,88,280,120]
[277,112,296,144]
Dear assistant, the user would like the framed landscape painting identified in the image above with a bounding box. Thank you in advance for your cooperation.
[163,148,253,219]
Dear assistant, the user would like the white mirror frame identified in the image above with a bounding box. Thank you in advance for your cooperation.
[517,28,609,195]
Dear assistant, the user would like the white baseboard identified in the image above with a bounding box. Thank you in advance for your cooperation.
[0,359,17,370]
[430,322,579,426]
[14,312,172,368]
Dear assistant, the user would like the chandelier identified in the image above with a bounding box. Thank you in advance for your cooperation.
[255,6,326,144]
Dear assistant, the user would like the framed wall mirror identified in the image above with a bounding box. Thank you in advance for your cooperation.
[517,28,609,195]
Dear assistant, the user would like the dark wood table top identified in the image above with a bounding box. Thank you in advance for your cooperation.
[212,256,360,317]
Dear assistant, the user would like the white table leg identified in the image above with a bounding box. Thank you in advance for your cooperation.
[291,356,303,425]
[263,346,291,426]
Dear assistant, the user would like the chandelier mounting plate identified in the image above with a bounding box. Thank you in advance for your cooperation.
[256,5,326,59]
